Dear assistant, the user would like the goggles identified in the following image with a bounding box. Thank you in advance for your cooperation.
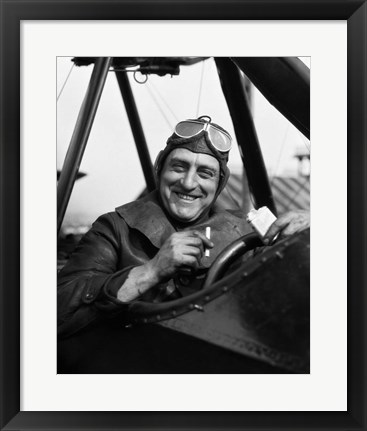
[174,116,232,153]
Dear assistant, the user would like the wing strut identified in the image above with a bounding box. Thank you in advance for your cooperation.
[57,57,112,234]
[114,70,157,192]
[231,57,310,139]
[215,58,277,214]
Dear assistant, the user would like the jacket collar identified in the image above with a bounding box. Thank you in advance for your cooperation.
[115,191,250,260]
[115,191,176,249]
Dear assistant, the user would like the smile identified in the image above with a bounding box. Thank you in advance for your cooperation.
[176,192,198,202]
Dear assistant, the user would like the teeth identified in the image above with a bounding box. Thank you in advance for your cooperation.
[177,193,196,201]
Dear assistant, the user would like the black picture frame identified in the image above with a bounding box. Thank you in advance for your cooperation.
[1,1,366,430]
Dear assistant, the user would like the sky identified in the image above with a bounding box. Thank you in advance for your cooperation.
[57,57,310,232]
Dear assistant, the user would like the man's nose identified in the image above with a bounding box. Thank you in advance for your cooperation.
[180,171,197,190]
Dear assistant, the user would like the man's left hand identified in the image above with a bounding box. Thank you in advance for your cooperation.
[263,210,310,244]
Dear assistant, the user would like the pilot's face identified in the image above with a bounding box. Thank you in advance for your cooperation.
[159,148,220,223]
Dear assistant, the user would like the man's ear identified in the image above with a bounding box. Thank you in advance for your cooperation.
[217,166,231,195]
[153,150,164,181]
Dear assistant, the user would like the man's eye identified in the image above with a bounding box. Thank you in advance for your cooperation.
[199,170,215,179]
[171,164,185,172]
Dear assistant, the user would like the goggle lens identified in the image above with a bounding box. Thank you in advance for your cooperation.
[175,121,204,137]
[208,127,231,152]
[174,120,232,153]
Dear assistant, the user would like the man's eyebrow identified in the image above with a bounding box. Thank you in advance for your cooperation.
[169,157,190,166]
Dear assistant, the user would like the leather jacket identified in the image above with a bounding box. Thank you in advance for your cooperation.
[58,191,252,338]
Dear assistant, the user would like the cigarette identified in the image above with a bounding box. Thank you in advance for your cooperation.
[205,226,211,257]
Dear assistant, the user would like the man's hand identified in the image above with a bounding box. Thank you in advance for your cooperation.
[146,230,214,282]
[117,230,213,302]
[263,210,310,244]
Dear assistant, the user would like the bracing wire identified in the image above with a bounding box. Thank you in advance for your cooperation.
[57,62,75,102]
[145,82,175,130]
[300,134,311,153]
[270,123,290,186]
[148,80,179,123]
[196,60,206,117]
[271,122,311,184]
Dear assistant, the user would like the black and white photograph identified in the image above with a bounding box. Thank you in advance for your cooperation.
[57,57,310,374]
[2,5,365,428]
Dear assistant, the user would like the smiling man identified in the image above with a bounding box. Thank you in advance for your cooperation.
[159,149,220,223]
[57,116,309,338]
